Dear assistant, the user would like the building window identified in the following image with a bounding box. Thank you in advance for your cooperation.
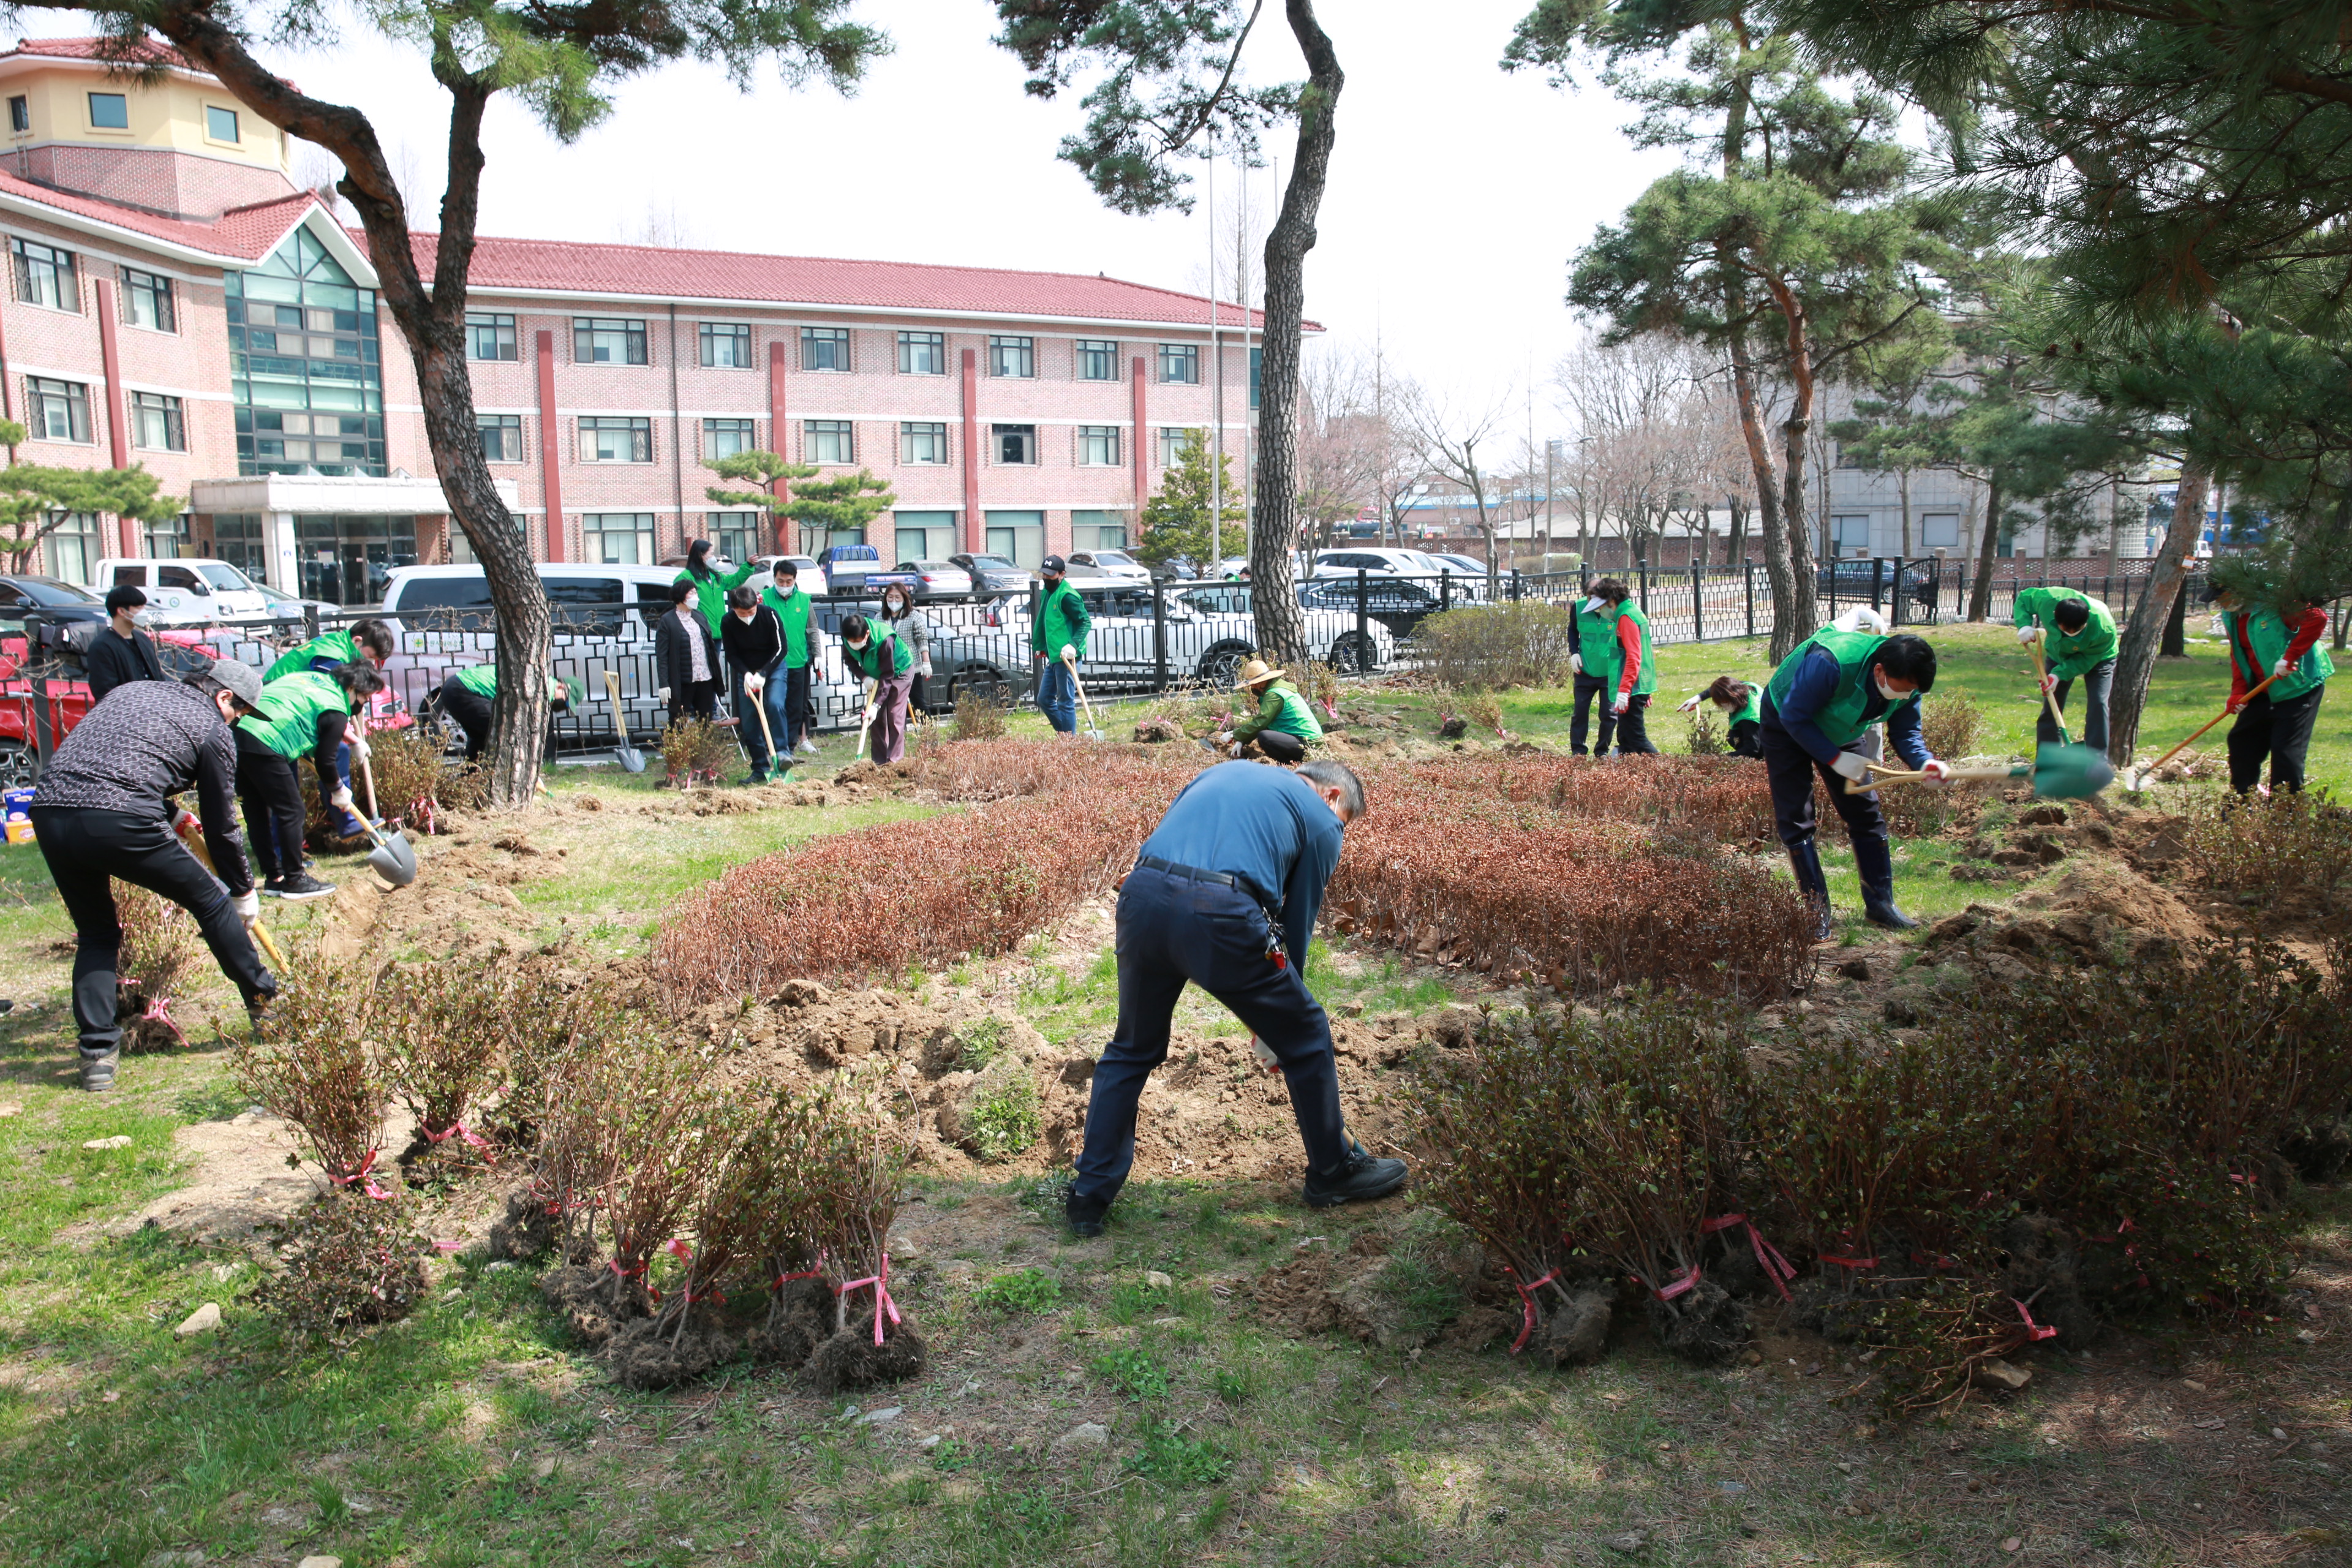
[131,391,184,453]
[211,513,266,582]
[1158,344,1199,385]
[709,511,763,563]
[121,267,175,333]
[987,335,1034,379]
[88,92,128,130]
[478,413,522,462]
[1831,514,1872,555]
[466,312,517,361]
[1078,425,1120,466]
[1077,339,1119,381]
[573,317,647,365]
[993,423,1037,466]
[1073,510,1129,550]
[805,419,854,465]
[701,322,752,368]
[898,331,944,375]
[1922,513,1961,551]
[1250,346,1261,410]
[703,417,755,459]
[43,511,101,584]
[229,228,388,477]
[900,421,947,465]
[7,97,26,134]
[12,239,77,312]
[584,513,656,566]
[205,105,239,142]
[579,416,653,463]
[1158,426,1199,467]
[26,377,91,444]
[146,513,190,558]
[801,326,850,372]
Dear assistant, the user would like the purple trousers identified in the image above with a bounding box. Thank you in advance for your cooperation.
[869,673,914,763]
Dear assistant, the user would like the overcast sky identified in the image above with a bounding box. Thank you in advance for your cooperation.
[37,2,1676,435]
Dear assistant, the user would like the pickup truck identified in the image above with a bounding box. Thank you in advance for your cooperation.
[816,543,884,596]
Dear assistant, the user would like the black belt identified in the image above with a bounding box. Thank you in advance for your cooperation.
[1134,855,1280,921]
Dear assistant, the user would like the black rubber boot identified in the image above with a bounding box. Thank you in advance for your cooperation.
[1303,1139,1409,1209]
[1065,1193,1107,1238]
[78,1046,118,1092]
[1788,839,1834,941]
[1855,835,1918,930]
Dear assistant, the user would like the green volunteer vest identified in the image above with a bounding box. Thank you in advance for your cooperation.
[1033,581,1089,658]
[2225,608,2335,702]
[265,628,357,683]
[677,562,756,635]
[453,663,499,699]
[238,670,349,760]
[1250,680,1324,744]
[1574,600,1618,675]
[1727,687,1761,729]
[1615,601,1658,696]
[2013,587,2118,676]
[763,586,813,667]
[843,631,911,680]
[1764,626,1920,748]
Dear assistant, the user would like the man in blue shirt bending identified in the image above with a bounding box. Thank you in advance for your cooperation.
[1068,758,1406,1234]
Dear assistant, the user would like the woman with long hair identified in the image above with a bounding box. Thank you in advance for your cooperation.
[875,581,933,717]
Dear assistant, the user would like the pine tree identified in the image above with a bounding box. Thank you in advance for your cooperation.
[705,451,818,555]
[0,418,182,573]
[1137,433,1246,568]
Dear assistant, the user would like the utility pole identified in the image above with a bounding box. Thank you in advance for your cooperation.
[1207,138,1223,573]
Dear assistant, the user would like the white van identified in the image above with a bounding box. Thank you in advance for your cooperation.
[94,558,270,623]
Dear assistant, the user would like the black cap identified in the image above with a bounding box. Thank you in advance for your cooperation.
[1041,554,1067,575]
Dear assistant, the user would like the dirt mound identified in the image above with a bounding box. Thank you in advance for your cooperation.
[2016,860,2209,944]
[1921,858,2209,982]
[1246,1216,1482,1348]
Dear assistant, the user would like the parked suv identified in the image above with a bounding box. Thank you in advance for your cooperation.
[1816,557,1937,608]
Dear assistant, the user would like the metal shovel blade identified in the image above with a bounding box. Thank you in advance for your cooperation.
[602,670,646,772]
[2031,743,2115,801]
[367,827,419,887]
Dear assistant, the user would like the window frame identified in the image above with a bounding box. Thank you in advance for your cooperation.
[987,335,1035,379]
[1158,343,1200,385]
[578,415,654,464]
[204,104,239,143]
[466,311,518,362]
[121,266,175,333]
[992,423,1038,466]
[12,238,77,313]
[1157,427,1199,467]
[804,418,855,466]
[581,512,658,567]
[86,92,129,131]
[130,390,186,453]
[7,97,27,134]
[1076,339,1120,381]
[899,421,948,466]
[799,326,850,373]
[1077,425,1120,466]
[572,316,649,366]
[699,322,753,369]
[897,330,945,375]
[702,417,756,460]
[26,377,92,445]
[477,413,524,464]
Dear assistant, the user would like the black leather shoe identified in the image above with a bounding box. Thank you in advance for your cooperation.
[1303,1146,1409,1209]
[1864,902,1920,930]
[1066,1195,1107,1237]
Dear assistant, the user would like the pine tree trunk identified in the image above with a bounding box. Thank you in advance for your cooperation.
[2108,462,2209,763]
[1898,469,1912,557]
[1967,473,2002,621]
[1248,0,1340,674]
[1726,318,1798,658]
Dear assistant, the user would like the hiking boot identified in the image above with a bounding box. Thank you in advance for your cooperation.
[267,872,337,902]
[1066,1194,1108,1238]
[78,1046,118,1092]
[1303,1145,1409,1209]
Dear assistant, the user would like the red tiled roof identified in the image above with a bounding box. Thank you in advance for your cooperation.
[409,230,1300,331]
[0,164,315,258]
[5,35,197,70]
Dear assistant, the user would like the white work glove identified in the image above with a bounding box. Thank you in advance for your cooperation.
[657,686,671,703]
[2039,673,2059,695]
[232,889,261,922]
[1830,750,1872,783]
[1676,694,1702,714]
[919,660,932,677]
[328,787,355,812]
[1570,653,1583,676]
[2017,625,2040,646]
[1250,1035,1281,1077]
[2273,657,2293,677]
[744,673,764,695]
[1611,692,1629,715]
[1921,758,1953,788]
[348,731,371,764]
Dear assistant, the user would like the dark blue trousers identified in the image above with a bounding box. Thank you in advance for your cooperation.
[1073,866,1349,1208]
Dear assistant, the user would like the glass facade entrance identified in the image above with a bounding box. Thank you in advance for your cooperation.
[229,228,387,477]
[298,514,417,606]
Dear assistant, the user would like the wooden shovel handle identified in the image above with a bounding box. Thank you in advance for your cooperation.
[2028,632,2070,746]
[2142,673,2279,777]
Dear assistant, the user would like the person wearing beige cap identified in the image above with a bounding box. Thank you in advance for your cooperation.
[1210,658,1323,763]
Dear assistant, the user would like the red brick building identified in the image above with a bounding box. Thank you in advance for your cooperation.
[0,39,1278,602]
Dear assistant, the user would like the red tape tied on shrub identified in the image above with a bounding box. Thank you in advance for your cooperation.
[609,1257,660,1305]
[1651,1265,1703,1302]
[666,1239,726,1307]
[424,1120,495,1161]
[1504,1267,1559,1355]
[836,1253,902,1347]
[2012,1298,2059,1342]
[330,1149,391,1201]
[1703,1214,1796,1302]
[772,1250,830,1294]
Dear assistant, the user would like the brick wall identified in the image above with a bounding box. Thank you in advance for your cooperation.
[20,144,296,222]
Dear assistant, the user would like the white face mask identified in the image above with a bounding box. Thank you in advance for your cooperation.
[1874,673,1902,703]
[1585,596,1607,614]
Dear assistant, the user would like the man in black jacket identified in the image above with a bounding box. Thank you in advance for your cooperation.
[28,659,277,1091]
[653,580,720,730]
[718,585,786,783]
[85,586,167,703]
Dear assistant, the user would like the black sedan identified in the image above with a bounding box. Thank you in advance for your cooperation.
[1817,559,1937,608]
[949,552,1032,598]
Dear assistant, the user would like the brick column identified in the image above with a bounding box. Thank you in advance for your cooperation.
[767,339,790,551]
[535,330,566,562]
[961,347,981,554]
[1130,354,1148,514]
[94,277,135,554]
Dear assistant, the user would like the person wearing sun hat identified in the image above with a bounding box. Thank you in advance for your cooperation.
[1212,657,1322,763]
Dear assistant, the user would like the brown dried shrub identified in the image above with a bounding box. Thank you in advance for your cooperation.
[380,962,510,1158]
[363,720,486,832]
[1921,693,1987,761]
[2183,786,2352,921]
[660,716,737,788]
[112,881,202,1052]
[229,943,394,1196]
